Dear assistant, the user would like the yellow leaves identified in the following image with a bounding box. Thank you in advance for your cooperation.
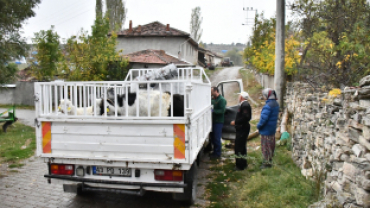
[329,89,341,97]
[336,61,342,68]
[344,55,350,61]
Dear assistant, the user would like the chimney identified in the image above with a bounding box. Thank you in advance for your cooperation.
[166,24,170,31]
[137,25,141,33]
[159,50,165,56]
[129,20,132,32]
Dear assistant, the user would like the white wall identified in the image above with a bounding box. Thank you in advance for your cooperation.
[116,37,198,65]
[214,57,222,65]
[254,71,275,89]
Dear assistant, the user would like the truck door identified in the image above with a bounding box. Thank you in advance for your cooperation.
[216,80,243,140]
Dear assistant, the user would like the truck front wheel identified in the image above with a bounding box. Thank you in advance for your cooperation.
[172,164,197,205]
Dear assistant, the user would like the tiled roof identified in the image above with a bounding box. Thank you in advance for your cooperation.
[123,49,189,65]
[117,21,190,37]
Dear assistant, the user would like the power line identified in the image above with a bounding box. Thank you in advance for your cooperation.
[32,0,90,25]
[53,7,95,27]
[32,0,91,27]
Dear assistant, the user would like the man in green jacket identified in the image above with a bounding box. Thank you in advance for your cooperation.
[210,87,227,159]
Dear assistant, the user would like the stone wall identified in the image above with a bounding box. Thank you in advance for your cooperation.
[285,75,370,208]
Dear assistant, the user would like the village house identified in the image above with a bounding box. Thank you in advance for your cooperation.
[116,21,198,66]
[198,47,223,68]
[122,49,190,69]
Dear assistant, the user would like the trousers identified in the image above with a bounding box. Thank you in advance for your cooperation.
[234,125,250,170]
[211,123,223,157]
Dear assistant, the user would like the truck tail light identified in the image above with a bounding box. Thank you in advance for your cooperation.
[51,164,74,176]
[154,169,183,181]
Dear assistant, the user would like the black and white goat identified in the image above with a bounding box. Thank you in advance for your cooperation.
[100,88,184,117]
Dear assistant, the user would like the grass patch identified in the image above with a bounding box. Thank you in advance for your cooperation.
[0,104,34,110]
[206,146,318,208]
[8,163,25,168]
[0,122,36,164]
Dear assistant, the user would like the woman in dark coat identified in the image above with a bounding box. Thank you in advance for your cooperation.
[257,88,280,169]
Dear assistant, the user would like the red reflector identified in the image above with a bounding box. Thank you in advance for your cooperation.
[154,169,183,181]
[50,164,74,176]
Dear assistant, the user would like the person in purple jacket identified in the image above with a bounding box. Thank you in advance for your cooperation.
[257,88,280,169]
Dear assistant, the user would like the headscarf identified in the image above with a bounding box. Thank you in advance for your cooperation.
[262,88,277,100]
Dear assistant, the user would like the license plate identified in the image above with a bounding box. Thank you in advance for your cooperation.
[92,166,131,177]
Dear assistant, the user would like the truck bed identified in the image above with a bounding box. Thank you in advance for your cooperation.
[35,67,212,169]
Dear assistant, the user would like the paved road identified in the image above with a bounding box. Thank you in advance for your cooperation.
[0,155,212,208]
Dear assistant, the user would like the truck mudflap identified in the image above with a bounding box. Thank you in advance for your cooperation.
[44,174,187,189]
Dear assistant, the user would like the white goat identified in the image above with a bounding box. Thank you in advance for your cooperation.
[58,99,101,115]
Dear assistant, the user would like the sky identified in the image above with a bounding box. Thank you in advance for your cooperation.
[22,0,286,45]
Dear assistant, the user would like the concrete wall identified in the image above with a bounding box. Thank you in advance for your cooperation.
[254,71,275,89]
[0,82,35,106]
[116,37,198,65]
[285,75,370,208]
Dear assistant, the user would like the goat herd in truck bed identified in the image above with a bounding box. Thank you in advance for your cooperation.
[58,88,185,117]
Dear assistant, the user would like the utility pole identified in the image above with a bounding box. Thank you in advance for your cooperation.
[274,0,286,109]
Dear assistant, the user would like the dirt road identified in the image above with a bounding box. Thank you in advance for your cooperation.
[210,66,243,86]
[211,66,243,106]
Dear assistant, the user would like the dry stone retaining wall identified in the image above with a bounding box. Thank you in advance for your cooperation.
[286,75,370,208]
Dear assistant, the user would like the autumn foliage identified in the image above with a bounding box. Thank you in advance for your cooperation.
[244,13,300,76]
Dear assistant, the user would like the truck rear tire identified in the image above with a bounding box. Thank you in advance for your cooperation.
[76,184,86,196]
[172,164,197,205]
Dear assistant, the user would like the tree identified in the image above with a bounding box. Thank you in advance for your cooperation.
[290,0,370,87]
[0,63,18,84]
[225,48,243,66]
[190,7,203,42]
[243,13,300,75]
[32,26,62,81]
[96,0,103,19]
[106,0,127,32]
[199,41,205,49]
[0,0,41,84]
[61,15,129,81]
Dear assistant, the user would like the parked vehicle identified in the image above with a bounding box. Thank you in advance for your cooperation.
[34,67,241,204]
[221,57,231,67]
[206,62,215,70]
